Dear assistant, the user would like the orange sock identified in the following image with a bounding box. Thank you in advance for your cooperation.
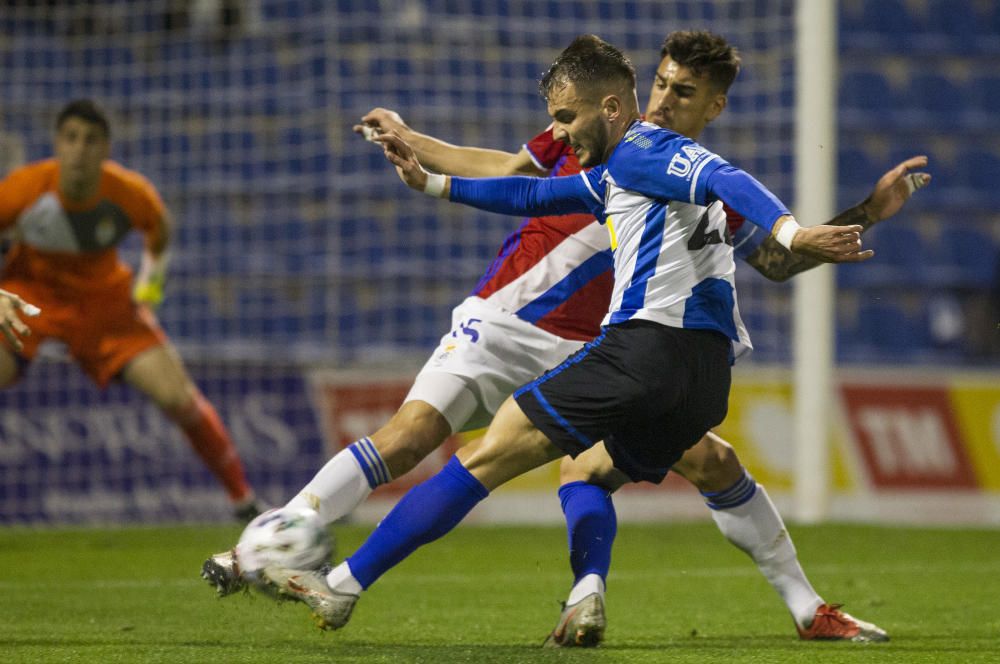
[172,393,253,503]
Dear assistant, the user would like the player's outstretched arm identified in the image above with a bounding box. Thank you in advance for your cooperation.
[0,287,39,352]
[378,131,599,218]
[355,107,546,178]
[747,156,931,281]
[702,162,871,264]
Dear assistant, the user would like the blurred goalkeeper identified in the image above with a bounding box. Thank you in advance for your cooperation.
[0,99,260,521]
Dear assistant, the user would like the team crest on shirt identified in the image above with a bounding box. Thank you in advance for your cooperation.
[432,342,458,365]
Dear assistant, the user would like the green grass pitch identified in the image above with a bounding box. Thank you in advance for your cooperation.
[3,522,998,663]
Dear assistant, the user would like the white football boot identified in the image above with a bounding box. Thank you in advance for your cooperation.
[255,566,359,631]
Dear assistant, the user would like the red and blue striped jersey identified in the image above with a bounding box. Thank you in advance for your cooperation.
[470,126,613,341]
[470,126,757,342]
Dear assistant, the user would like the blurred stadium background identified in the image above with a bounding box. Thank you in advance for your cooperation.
[0,0,997,525]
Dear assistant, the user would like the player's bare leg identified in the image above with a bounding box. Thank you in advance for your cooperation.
[0,346,20,388]
[669,431,743,490]
[373,401,453,478]
[456,396,563,490]
[285,399,452,521]
[255,396,565,630]
[206,394,459,598]
[121,344,257,516]
[558,431,887,641]
[669,433,829,632]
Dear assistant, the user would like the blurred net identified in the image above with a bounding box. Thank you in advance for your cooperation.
[0,0,795,522]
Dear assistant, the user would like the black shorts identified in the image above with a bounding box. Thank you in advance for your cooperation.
[514,320,731,484]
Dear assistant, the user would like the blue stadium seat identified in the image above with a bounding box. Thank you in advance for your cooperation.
[339,216,387,272]
[838,146,881,189]
[839,70,897,126]
[964,150,1000,191]
[262,0,304,20]
[162,291,215,338]
[236,286,302,339]
[844,0,922,51]
[916,0,980,54]
[923,293,968,352]
[839,1,867,35]
[903,73,967,127]
[976,3,1000,52]
[838,225,928,288]
[854,300,928,358]
[927,0,978,38]
[929,227,998,288]
[952,150,1000,207]
[332,282,360,335]
[967,75,1000,129]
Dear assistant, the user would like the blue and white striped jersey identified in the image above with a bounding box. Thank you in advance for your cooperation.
[449,120,790,361]
[577,121,788,359]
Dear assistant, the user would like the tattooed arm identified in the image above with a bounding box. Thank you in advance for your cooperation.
[745,155,931,282]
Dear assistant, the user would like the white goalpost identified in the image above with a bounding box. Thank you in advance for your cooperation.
[793,0,837,522]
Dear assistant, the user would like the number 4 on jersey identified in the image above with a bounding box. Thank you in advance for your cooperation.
[687,209,732,251]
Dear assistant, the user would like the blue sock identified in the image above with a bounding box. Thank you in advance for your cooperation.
[559,481,617,583]
[347,456,489,589]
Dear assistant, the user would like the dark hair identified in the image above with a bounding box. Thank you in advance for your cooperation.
[661,31,741,92]
[56,99,111,138]
[539,34,636,101]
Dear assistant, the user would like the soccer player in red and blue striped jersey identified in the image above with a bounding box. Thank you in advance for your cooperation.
[205,32,926,644]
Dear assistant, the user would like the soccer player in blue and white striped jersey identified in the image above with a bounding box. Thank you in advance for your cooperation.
[251,35,877,635]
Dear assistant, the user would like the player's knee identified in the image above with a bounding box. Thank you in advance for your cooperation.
[559,453,621,492]
[678,434,743,492]
[158,385,203,424]
[372,402,451,477]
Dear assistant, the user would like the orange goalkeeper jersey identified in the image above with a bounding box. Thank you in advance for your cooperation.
[0,158,165,294]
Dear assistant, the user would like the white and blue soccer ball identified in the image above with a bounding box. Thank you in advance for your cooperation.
[235,506,333,573]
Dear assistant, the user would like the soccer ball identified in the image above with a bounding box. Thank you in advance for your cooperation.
[235,506,333,573]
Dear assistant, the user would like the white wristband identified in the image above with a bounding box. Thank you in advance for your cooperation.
[424,172,446,198]
[774,218,801,251]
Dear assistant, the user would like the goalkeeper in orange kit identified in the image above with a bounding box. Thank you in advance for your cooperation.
[0,99,260,520]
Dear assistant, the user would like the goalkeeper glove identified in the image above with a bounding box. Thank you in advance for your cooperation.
[133,249,170,309]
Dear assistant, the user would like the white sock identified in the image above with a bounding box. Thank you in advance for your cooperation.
[325,561,363,596]
[285,439,387,524]
[566,573,605,605]
[709,483,824,628]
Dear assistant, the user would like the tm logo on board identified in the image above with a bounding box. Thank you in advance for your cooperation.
[841,385,977,489]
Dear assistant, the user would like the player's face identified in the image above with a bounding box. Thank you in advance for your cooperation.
[547,82,613,168]
[645,56,726,140]
[55,117,109,199]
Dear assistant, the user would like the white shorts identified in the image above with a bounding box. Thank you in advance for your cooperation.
[405,296,586,433]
